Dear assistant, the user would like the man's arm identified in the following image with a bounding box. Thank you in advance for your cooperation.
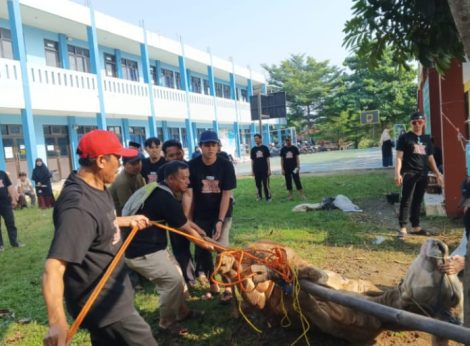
[281,157,285,175]
[428,155,444,186]
[267,156,271,176]
[116,215,150,229]
[8,185,17,208]
[42,258,69,346]
[394,150,404,186]
[214,190,231,241]
[179,221,212,250]
[181,189,193,218]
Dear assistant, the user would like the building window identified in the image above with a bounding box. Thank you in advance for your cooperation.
[240,89,248,102]
[44,40,60,67]
[191,76,201,93]
[150,66,158,85]
[215,82,223,97]
[129,126,146,147]
[175,72,182,90]
[104,53,117,77]
[121,58,139,81]
[203,79,210,95]
[76,125,97,140]
[68,45,90,73]
[161,68,174,88]
[157,127,164,140]
[223,85,231,99]
[0,28,13,59]
[107,126,122,142]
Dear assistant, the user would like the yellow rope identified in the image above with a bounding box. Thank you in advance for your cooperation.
[289,267,311,346]
[235,286,262,334]
[280,290,292,328]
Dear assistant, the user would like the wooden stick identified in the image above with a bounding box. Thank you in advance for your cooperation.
[300,280,470,344]
[66,225,140,343]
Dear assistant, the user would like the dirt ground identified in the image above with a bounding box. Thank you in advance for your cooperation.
[319,196,464,346]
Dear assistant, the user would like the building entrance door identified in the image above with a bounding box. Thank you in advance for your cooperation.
[1,124,27,185]
[44,125,72,181]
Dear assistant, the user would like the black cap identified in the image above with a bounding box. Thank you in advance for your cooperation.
[410,112,425,121]
[128,141,141,149]
[122,153,144,165]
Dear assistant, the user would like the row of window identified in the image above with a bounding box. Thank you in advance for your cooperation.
[1,27,248,101]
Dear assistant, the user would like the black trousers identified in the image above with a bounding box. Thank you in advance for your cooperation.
[169,232,196,284]
[254,171,271,199]
[0,204,18,247]
[284,169,302,191]
[194,218,216,278]
[399,172,428,228]
[88,310,157,346]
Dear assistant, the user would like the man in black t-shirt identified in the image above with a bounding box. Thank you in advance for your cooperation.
[250,134,272,201]
[280,137,306,200]
[42,130,156,346]
[141,137,166,183]
[189,131,236,301]
[395,112,443,238]
[124,161,210,334]
[0,170,22,250]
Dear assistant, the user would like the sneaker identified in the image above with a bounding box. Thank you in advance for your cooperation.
[0,246,4,252]
[13,243,25,248]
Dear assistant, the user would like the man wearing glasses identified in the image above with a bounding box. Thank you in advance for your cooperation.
[395,112,443,239]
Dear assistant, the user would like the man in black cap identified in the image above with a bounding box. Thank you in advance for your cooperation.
[395,111,443,238]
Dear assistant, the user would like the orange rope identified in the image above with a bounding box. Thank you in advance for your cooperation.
[66,225,140,343]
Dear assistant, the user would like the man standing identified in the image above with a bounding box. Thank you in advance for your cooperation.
[250,134,271,201]
[0,170,23,251]
[42,130,156,346]
[109,154,145,216]
[280,137,306,200]
[124,161,210,335]
[141,137,166,183]
[395,112,443,238]
[189,131,236,301]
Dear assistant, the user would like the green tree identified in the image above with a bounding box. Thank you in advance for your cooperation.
[343,0,465,72]
[262,54,340,131]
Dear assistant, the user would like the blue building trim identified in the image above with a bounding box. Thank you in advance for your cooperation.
[155,60,161,85]
[87,6,106,129]
[67,116,79,170]
[277,120,282,145]
[140,41,157,136]
[178,56,188,91]
[229,73,236,100]
[234,122,241,157]
[261,83,267,95]
[0,132,5,171]
[8,0,38,175]
[186,69,192,92]
[148,116,156,137]
[247,79,253,98]
[250,123,256,148]
[179,53,194,154]
[207,65,215,96]
[212,120,219,137]
[162,120,169,141]
[115,49,123,78]
[264,124,271,146]
[58,33,69,69]
[122,118,130,146]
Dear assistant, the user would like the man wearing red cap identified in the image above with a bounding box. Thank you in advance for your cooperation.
[42,130,157,345]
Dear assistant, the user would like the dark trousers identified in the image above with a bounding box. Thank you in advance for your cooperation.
[194,218,215,278]
[169,232,196,284]
[89,310,157,346]
[284,169,302,191]
[399,172,428,228]
[0,204,18,247]
[254,171,271,200]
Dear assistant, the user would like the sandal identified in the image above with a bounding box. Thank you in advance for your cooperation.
[409,229,430,236]
[160,322,189,336]
[219,291,233,304]
[178,309,205,322]
[397,230,407,239]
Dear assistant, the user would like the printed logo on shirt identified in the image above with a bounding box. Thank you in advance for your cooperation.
[111,211,121,246]
[148,172,157,183]
[201,178,221,193]
[413,144,426,155]
[256,150,264,158]
[0,179,4,188]
[285,151,294,159]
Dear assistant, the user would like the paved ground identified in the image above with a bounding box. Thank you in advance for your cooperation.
[235,147,388,176]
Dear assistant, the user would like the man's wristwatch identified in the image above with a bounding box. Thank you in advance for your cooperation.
[216,219,224,224]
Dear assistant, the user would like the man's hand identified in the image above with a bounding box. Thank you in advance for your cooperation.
[189,221,206,237]
[394,174,403,187]
[117,215,150,230]
[43,322,69,346]
[267,169,271,176]
[11,200,17,208]
[439,256,465,275]
[436,174,444,187]
[213,221,222,241]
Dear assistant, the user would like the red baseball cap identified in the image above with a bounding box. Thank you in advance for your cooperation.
[77,130,138,159]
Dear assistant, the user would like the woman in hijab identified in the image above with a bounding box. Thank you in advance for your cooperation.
[32,158,55,209]
[379,128,394,167]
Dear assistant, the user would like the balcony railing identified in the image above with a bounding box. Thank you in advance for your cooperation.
[0,59,251,123]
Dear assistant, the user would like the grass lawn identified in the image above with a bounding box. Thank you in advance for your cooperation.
[0,170,463,345]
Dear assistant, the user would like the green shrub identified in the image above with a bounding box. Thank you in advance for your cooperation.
[358,138,377,148]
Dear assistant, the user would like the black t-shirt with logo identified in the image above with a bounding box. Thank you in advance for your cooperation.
[123,184,187,259]
[396,132,432,174]
[141,157,166,183]
[47,173,134,328]
[280,145,300,171]
[250,145,270,173]
[0,170,12,203]
[189,156,236,220]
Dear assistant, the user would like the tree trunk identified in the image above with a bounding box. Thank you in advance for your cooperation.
[447,0,470,60]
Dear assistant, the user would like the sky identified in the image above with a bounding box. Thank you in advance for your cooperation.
[77,0,355,75]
